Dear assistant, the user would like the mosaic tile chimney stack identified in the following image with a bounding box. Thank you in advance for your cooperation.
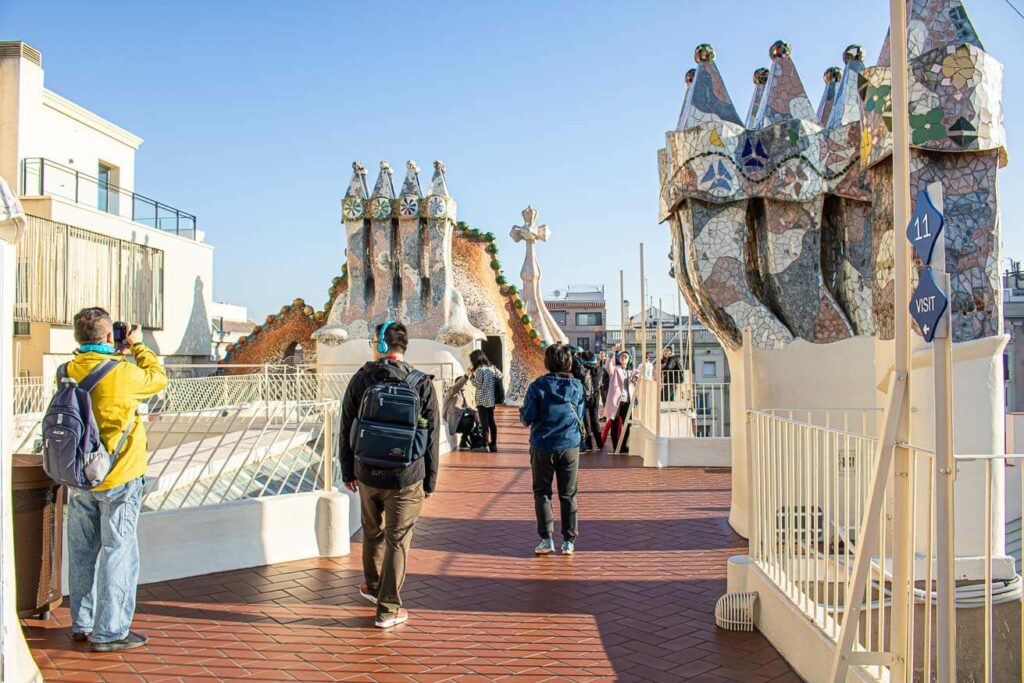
[320,160,485,347]
[658,0,1007,350]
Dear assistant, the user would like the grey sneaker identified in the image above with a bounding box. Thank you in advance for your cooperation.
[562,540,576,555]
[375,608,409,629]
[534,538,555,555]
[90,631,148,652]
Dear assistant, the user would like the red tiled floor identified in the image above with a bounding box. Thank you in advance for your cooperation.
[23,407,799,681]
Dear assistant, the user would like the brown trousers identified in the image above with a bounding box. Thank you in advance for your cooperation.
[359,481,424,617]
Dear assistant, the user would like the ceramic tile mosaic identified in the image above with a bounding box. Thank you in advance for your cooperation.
[658,0,1006,350]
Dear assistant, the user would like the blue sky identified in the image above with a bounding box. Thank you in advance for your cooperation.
[3,1,1021,326]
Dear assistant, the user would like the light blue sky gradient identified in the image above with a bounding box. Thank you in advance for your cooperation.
[3,1,1021,326]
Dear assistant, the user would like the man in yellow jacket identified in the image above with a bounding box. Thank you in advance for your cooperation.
[64,307,167,652]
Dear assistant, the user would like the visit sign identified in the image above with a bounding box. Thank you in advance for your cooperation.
[906,187,944,265]
[909,267,948,343]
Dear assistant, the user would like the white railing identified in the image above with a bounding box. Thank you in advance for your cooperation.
[142,398,338,511]
[633,373,730,439]
[749,408,1023,682]
[14,376,47,415]
[15,368,450,514]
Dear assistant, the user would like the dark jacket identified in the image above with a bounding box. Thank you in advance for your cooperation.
[661,353,682,379]
[339,359,439,493]
[584,360,601,404]
[520,373,586,452]
[570,356,594,401]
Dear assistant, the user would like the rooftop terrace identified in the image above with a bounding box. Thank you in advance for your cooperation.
[22,408,796,682]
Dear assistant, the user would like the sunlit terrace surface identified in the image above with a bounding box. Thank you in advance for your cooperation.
[21,408,796,682]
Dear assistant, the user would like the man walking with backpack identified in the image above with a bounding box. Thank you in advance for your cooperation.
[60,308,167,651]
[339,321,439,629]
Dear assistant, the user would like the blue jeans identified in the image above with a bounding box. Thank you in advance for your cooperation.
[67,477,144,642]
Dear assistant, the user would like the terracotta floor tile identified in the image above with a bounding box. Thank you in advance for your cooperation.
[24,408,797,681]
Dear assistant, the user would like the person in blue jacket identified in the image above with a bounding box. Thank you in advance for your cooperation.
[520,342,586,556]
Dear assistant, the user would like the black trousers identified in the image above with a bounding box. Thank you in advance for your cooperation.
[583,397,603,450]
[530,446,579,541]
[610,401,631,453]
[477,405,497,448]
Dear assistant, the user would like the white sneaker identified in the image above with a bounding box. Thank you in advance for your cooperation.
[534,538,555,555]
[375,609,409,629]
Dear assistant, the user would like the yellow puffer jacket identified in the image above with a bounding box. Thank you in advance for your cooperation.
[64,343,168,491]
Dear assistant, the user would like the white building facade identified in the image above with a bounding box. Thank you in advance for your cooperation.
[0,41,214,377]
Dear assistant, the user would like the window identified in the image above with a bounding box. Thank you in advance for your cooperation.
[551,310,567,326]
[576,312,603,327]
[577,337,590,351]
[97,163,119,214]
[702,360,717,378]
[13,321,29,337]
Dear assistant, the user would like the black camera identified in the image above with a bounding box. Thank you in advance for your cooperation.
[112,321,130,350]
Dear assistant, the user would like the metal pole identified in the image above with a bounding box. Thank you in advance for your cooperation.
[676,289,683,363]
[322,409,334,492]
[619,269,626,353]
[639,243,647,376]
[656,298,663,436]
[929,182,956,682]
[889,0,915,677]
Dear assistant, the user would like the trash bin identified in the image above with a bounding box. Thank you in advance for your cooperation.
[12,453,63,620]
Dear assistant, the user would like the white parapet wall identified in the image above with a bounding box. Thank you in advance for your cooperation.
[726,556,876,683]
[632,425,731,468]
[58,490,359,590]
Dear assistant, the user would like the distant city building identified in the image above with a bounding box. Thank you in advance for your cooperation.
[605,306,729,384]
[210,302,256,361]
[544,285,606,352]
[1,41,215,377]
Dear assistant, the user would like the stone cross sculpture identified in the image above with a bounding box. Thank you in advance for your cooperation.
[315,159,484,347]
[510,206,568,346]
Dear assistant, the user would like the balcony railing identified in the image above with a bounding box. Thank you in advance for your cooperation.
[20,157,198,239]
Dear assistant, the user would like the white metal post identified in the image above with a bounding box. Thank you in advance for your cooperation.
[619,269,626,353]
[656,313,663,436]
[933,252,957,679]
[639,243,647,373]
[888,0,915,677]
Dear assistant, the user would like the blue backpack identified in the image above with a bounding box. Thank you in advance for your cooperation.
[41,360,132,489]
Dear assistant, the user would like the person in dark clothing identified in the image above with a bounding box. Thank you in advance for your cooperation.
[566,345,594,446]
[520,343,585,556]
[580,351,603,451]
[339,321,439,630]
[660,346,682,402]
[597,350,610,404]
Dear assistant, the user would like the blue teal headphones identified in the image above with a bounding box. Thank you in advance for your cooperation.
[376,320,396,355]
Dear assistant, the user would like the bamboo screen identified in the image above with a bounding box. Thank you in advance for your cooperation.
[16,215,165,329]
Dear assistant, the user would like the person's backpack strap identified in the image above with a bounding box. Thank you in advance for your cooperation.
[403,369,429,391]
[77,359,134,459]
[76,359,119,393]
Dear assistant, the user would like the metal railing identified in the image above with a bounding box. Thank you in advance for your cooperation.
[14,376,47,416]
[748,408,1023,682]
[15,368,449,514]
[20,158,198,239]
[632,372,730,439]
[14,371,356,511]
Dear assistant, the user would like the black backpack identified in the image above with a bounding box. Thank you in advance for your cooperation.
[350,366,430,469]
[492,372,506,405]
